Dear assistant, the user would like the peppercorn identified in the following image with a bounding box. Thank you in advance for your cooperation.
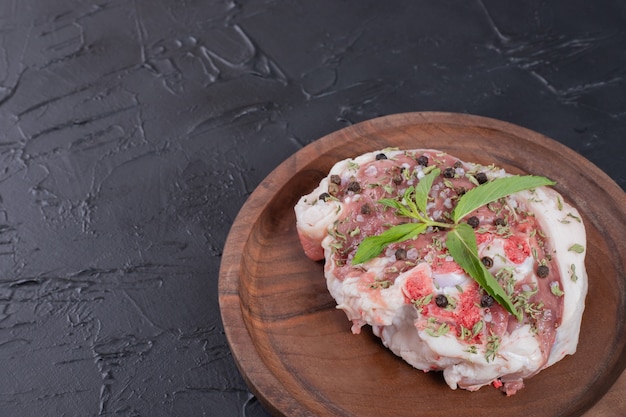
[474,172,488,184]
[375,153,387,160]
[392,173,403,185]
[494,218,506,226]
[537,265,550,278]
[330,174,341,185]
[435,294,448,308]
[360,204,371,215]
[395,248,407,260]
[480,294,494,307]
[417,155,429,166]
[453,160,463,169]
[318,192,330,201]
[467,216,480,228]
[443,167,455,178]
[347,181,361,193]
[481,256,494,268]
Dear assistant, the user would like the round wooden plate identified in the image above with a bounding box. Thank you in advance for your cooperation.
[219,112,626,417]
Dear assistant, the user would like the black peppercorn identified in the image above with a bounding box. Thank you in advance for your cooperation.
[392,173,403,185]
[330,174,341,185]
[467,216,480,228]
[360,204,371,215]
[474,172,488,184]
[347,181,361,193]
[537,265,550,278]
[417,155,429,166]
[318,192,331,201]
[443,167,455,178]
[453,160,463,169]
[395,248,407,260]
[376,153,387,160]
[481,256,493,268]
[480,294,494,308]
[494,218,506,226]
[435,294,448,308]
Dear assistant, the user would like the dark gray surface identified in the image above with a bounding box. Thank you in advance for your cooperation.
[0,1,624,416]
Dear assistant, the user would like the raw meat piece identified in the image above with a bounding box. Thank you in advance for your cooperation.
[295,149,587,395]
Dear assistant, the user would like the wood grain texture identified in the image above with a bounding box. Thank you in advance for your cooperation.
[219,112,626,417]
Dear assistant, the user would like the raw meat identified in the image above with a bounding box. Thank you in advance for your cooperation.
[294,149,587,395]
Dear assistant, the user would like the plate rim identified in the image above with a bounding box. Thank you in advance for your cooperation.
[219,111,626,417]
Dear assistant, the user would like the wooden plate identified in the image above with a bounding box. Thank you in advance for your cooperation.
[219,112,626,417]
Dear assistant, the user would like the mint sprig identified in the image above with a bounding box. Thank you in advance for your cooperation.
[378,168,442,225]
[351,170,555,319]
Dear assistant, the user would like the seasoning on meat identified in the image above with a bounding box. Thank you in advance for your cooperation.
[294,148,588,396]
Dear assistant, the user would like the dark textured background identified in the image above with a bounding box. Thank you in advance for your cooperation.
[0,1,624,416]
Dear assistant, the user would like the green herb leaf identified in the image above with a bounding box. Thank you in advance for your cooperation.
[445,223,522,320]
[550,282,564,297]
[352,222,427,265]
[415,168,440,214]
[451,175,556,223]
[570,264,578,282]
[568,243,585,253]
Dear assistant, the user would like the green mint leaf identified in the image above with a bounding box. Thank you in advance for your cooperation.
[451,175,555,223]
[352,222,427,265]
[415,168,441,214]
[446,223,522,320]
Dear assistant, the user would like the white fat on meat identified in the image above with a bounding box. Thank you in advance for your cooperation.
[517,187,588,366]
